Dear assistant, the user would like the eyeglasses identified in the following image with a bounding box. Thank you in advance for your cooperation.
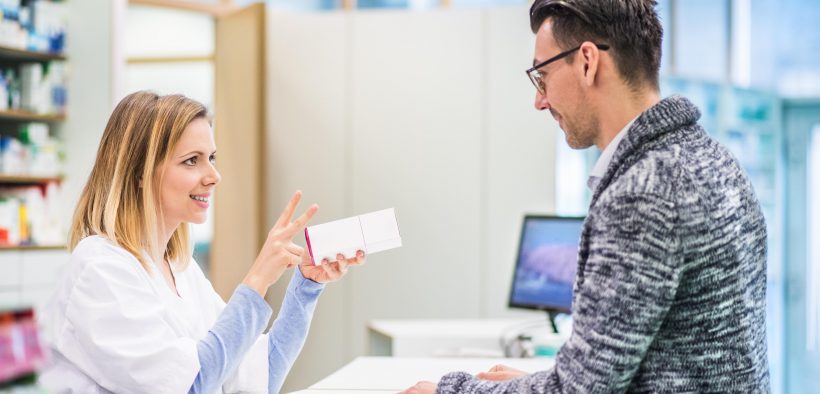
[525,43,609,96]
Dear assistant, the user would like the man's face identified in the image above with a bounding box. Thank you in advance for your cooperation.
[532,19,598,149]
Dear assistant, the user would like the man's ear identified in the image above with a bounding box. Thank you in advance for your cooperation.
[578,41,601,87]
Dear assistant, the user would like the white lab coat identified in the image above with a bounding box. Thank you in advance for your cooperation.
[38,235,268,394]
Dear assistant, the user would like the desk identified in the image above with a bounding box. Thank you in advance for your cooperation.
[290,356,554,393]
[368,318,554,357]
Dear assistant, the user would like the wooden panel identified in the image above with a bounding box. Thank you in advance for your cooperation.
[212,3,265,299]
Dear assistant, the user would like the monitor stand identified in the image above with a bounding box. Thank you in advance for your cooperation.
[547,311,560,334]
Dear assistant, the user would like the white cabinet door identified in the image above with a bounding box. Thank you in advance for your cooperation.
[21,250,69,287]
[0,251,22,288]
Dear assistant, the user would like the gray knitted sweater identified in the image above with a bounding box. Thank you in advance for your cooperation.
[437,96,770,393]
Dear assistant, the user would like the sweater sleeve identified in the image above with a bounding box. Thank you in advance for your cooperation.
[437,193,682,394]
[268,267,325,393]
[188,284,272,394]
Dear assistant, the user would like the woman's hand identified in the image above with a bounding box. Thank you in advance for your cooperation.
[475,364,528,381]
[242,191,318,296]
[299,250,366,284]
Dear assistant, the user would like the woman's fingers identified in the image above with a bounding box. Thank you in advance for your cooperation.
[336,254,349,274]
[347,250,366,266]
[285,243,304,256]
[320,259,335,278]
[272,191,319,239]
[284,204,319,237]
[274,191,302,228]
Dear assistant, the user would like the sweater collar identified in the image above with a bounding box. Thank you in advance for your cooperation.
[588,95,702,205]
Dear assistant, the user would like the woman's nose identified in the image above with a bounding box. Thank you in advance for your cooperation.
[204,164,221,186]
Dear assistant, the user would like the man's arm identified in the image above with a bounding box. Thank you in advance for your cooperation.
[437,193,682,394]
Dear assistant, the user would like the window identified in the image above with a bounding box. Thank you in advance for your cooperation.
[809,124,820,352]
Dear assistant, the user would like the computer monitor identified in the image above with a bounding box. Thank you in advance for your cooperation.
[508,215,584,320]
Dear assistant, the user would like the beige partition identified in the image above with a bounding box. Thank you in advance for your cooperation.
[212,3,266,298]
[265,9,351,392]
[346,6,485,357]
[264,6,559,392]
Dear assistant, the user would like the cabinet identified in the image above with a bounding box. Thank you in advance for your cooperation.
[1,2,71,390]
[0,44,66,250]
[0,44,69,312]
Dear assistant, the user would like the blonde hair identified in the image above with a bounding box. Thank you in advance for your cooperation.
[70,91,208,271]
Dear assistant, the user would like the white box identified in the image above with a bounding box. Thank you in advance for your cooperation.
[305,208,401,264]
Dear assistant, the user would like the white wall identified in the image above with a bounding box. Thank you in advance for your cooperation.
[484,7,557,319]
[63,0,120,225]
[266,5,560,392]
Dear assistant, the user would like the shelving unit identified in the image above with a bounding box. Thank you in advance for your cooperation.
[0,45,67,250]
[0,46,66,246]
[0,175,63,184]
[0,109,65,122]
[0,45,66,61]
[0,4,71,391]
[0,244,65,251]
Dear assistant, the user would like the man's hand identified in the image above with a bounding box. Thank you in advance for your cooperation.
[476,364,528,381]
[400,381,436,394]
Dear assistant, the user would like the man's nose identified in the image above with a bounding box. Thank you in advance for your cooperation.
[534,90,550,111]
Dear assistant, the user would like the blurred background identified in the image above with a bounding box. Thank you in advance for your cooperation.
[0,0,818,392]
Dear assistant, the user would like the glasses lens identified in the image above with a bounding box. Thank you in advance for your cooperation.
[528,70,545,95]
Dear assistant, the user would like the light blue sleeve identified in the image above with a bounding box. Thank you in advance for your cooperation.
[188,284,272,394]
[268,268,325,393]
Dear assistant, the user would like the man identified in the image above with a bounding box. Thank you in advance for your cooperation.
[403,0,769,392]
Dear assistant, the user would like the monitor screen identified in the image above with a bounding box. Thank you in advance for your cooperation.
[508,215,584,313]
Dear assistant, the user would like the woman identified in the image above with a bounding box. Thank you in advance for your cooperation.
[38,91,362,393]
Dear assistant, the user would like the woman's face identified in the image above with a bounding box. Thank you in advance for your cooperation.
[155,117,220,229]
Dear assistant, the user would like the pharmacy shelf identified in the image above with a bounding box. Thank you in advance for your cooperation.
[0,244,65,251]
[0,109,65,122]
[0,45,66,62]
[0,175,63,184]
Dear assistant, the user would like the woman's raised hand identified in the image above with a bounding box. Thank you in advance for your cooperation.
[242,191,318,296]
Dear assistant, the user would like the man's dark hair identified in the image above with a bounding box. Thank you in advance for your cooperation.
[530,0,663,91]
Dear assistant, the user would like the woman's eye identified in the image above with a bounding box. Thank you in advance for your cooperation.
[183,157,197,166]
[209,154,216,164]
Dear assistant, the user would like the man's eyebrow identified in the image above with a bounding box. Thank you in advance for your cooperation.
[532,58,541,67]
